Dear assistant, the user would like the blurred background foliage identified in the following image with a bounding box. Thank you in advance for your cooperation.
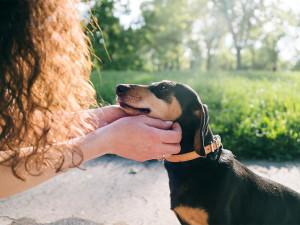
[82,0,300,159]
[84,0,300,71]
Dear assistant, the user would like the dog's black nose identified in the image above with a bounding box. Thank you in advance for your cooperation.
[116,84,129,96]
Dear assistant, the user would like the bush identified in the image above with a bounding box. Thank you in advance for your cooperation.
[90,70,300,160]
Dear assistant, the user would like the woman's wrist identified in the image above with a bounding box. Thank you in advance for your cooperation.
[76,126,111,163]
[60,107,127,166]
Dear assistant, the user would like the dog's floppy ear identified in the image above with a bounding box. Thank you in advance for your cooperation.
[193,103,212,157]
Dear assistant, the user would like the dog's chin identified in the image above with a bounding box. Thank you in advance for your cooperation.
[118,102,151,116]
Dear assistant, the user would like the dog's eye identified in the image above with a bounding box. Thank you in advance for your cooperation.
[160,84,168,91]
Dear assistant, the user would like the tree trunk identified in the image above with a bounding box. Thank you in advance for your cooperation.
[170,61,174,71]
[158,63,161,71]
[206,48,212,71]
[236,47,242,70]
[164,62,168,71]
[271,51,278,72]
[176,55,180,71]
[250,47,255,69]
[190,58,194,70]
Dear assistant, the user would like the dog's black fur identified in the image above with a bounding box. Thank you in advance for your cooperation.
[117,81,300,225]
[166,82,300,225]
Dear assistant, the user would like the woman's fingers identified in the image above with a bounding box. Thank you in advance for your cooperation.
[151,123,182,157]
[136,116,182,144]
[156,122,182,144]
[138,117,182,155]
[137,115,174,130]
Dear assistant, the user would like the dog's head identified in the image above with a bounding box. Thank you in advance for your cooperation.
[116,80,213,156]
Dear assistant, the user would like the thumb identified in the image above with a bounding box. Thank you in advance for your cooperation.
[96,105,130,123]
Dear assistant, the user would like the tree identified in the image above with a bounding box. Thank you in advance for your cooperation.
[213,0,265,70]
[140,0,194,71]
[197,1,227,70]
[246,1,295,70]
[87,0,144,70]
[186,38,202,70]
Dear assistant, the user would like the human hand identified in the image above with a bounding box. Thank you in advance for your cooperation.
[90,105,129,128]
[87,115,182,162]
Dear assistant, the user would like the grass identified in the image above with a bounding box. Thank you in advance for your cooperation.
[90,70,300,160]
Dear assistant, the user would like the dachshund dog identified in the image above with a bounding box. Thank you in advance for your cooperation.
[116,80,300,225]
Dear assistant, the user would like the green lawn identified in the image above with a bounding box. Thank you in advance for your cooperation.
[90,70,300,160]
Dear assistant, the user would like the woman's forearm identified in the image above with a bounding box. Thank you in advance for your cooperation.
[0,130,108,199]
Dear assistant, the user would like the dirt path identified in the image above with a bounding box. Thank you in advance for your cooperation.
[1,156,300,225]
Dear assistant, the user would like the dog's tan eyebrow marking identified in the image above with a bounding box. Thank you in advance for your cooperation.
[194,110,202,119]
[174,206,209,225]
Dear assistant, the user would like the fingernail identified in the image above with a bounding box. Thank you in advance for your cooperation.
[165,121,173,125]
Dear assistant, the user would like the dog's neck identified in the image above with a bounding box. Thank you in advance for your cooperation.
[176,115,213,155]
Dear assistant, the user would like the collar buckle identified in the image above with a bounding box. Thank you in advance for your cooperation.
[213,135,221,151]
[210,141,216,153]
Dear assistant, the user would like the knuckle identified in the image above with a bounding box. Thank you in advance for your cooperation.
[148,130,159,142]
[176,133,182,142]
[172,130,182,141]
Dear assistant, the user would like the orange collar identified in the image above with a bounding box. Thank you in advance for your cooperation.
[166,135,222,163]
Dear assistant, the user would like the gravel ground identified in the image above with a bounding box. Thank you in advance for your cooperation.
[1,155,300,225]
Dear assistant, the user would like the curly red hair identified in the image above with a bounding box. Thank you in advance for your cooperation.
[0,0,97,179]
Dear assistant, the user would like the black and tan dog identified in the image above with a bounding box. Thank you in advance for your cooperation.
[116,80,300,225]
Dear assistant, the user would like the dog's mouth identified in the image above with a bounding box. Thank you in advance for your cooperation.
[117,97,151,115]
